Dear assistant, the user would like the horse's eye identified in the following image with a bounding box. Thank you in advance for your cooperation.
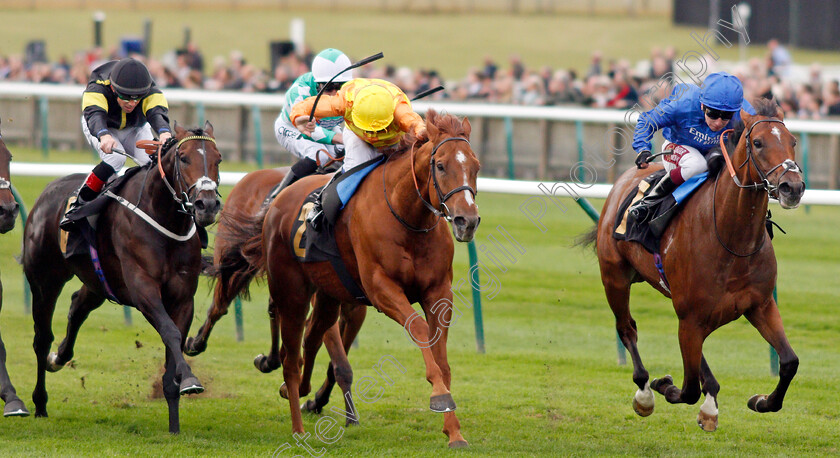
[436,162,445,172]
[180,155,190,164]
[753,139,762,148]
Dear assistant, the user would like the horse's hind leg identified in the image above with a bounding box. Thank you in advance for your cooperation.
[304,302,366,414]
[744,298,798,413]
[602,270,653,416]
[696,354,720,432]
[254,299,285,373]
[47,286,105,371]
[29,278,64,418]
[0,328,29,417]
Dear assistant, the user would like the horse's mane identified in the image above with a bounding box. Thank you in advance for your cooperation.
[727,97,780,151]
[397,109,467,153]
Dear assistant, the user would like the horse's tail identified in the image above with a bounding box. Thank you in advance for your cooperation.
[206,210,267,300]
[574,225,598,251]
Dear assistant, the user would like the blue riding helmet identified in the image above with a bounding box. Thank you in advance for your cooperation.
[699,72,743,112]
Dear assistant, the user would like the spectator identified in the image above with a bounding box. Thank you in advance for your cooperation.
[767,38,792,77]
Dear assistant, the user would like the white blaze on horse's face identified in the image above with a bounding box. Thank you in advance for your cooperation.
[771,126,782,143]
[456,150,476,207]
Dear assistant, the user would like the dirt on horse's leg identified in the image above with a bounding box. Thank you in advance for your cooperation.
[30,283,62,418]
[49,286,105,370]
[603,273,653,416]
[745,299,798,413]
[255,299,284,374]
[652,320,703,406]
[697,354,720,432]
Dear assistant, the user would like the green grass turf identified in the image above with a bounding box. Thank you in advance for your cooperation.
[0,146,838,455]
[3,9,840,83]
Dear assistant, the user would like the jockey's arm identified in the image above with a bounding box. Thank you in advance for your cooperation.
[394,102,426,139]
[290,93,346,134]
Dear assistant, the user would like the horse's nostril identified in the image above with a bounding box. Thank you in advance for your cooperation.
[194,200,205,211]
[778,182,791,194]
[453,216,467,228]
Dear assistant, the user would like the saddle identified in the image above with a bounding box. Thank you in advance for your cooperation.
[613,169,709,253]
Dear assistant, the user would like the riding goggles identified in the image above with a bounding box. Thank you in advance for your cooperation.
[317,81,344,93]
[704,107,735,121]
[114,90,144,101]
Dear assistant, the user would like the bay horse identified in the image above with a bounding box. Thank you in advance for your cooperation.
[586,99,804,431]
[22,122,222,433]
[219,109,480,448]
[183,167,367,416]
[0,122,28,417]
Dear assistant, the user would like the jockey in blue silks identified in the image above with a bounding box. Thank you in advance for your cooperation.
[629,72,756,222]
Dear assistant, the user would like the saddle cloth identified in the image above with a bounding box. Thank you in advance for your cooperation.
[613,170,708,253]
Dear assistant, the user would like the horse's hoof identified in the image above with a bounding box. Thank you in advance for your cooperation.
[46,352,65,372]
[3,399,30,417]
[279,383,289,399]
[650,375,673,391]
[697,411,718,432]
[179,377,204,396]
[632,383,654,417]
[184,337,204,357]
[448,440,469,449]
[345,417,359,427]
[747,394,767,412]
[301,399,323,414]
[430,393,456,413]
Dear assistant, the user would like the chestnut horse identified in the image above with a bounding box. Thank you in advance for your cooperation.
[22,123,222,433]
[0,123,27,417]
[219,110,480,447]
[184,167,367,416]
[586,99,804,431]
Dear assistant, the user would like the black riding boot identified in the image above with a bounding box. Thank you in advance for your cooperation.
[59,184,99,231]
[278,157,319,194]
[306,171,342,231]
[628,174,679,224]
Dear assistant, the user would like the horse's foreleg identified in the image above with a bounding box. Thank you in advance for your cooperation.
[255,299,284,373]
[297,292,340,400]
[162,349,181,433]
[697,355,720,432]
[185,267,248,356]
[745,298,798,413]
[422,291,467,449]
[49,286,105,371]
[306,302,366,414]
[0,328,29,417]
[652,320,703,406]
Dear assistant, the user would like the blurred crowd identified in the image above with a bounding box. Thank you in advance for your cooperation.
[2,40,840,120]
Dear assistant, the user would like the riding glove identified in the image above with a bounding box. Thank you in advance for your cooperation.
[635,150,652,168]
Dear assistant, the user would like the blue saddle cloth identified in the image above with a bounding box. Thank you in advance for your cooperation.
[613,170,708,253]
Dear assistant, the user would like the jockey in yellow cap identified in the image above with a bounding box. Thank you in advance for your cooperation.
[291,78,426,172]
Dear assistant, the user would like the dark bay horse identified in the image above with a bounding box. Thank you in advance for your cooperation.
[587,99,804,431]
[0,122,28,417]
[22,122,222,433]
[219,109,480,448]
[183,167,367,415]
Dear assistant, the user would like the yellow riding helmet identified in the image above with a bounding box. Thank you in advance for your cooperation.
[351,84,396,132]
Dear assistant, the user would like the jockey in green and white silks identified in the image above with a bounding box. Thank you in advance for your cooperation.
[273,48,354,191]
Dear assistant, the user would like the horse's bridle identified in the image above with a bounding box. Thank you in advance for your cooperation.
[714,118,802,257]
[158,135,220,215]
[384,136,477,233]
[721,118,802,199]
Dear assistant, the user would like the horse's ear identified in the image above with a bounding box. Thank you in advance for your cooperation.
[204,120,214,137]
[774,105,785,121]
[425,116,440,141]
[174,121,186,137]
[462,117,472,139]
[740,109,754,126]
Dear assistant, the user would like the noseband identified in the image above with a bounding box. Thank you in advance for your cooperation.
[384,136,477,233]
[721,118,802,199]
[158,134,220,215]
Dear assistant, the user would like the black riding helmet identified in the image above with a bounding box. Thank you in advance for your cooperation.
[110,58,152,99]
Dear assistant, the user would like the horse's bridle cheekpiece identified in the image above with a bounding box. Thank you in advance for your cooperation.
[384,135,477,233]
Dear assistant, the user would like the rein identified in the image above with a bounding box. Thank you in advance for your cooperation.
[384,136,476,232]
[713,118,800,257]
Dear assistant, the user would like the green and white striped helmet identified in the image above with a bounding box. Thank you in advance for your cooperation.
[312,48,353,83]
